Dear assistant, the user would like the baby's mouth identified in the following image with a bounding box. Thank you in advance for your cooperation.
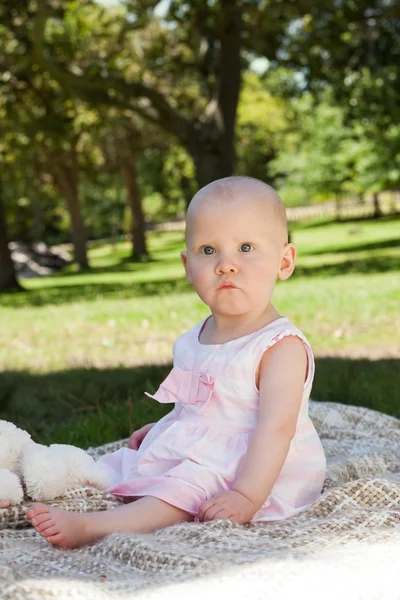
[217,281,238,290]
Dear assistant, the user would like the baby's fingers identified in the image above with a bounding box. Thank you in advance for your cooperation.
[210,508,233,522]
[202,504,220,522]
[201,502,230,522]
[203,506,233,522]
[197,499,213,522]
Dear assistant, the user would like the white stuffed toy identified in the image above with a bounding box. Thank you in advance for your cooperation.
[0,420,111,507]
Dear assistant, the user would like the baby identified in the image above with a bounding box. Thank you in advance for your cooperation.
[26,176,326,548]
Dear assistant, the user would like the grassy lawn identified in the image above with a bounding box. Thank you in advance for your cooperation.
[1,215,399,447]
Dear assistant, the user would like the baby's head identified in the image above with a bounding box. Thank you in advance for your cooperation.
[186,176,288,246]
[181,176,296,317]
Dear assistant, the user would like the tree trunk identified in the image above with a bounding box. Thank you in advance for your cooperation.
[188,133,235,188]
[217,0,242,178]
[65,182,89,269]
[47,149,89,269]
[122,157,148,260]
[0,181,20,291]
[373,192,382,218]
[186,0,242,188]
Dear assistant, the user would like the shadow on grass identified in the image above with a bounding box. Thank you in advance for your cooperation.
[62,255,177,276]
[294,254,400,277]
[0,364,173,447]
[312,357,399,420]
[0,357,398,447]
[290,213,400,232]
[0,276,192,308]
[302,237,400,257]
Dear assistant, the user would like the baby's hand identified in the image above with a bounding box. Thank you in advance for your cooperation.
[128,423,154,450]
[197,490,256,524]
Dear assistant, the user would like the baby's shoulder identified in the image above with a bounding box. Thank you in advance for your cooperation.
[172,319,203,355]
[265,318,310,345]
[251,317,306,343]
[249,317,313,361]
[254,318,314,388]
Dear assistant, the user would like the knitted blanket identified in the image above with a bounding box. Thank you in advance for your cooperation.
[1,400,399,600]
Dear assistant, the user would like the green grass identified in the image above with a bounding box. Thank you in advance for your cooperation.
[1,216,399,446]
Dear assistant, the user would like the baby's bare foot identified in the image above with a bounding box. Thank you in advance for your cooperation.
[26,503,94,549]
[0,500,11,509]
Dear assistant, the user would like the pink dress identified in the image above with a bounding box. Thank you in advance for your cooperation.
[98,316,326,521]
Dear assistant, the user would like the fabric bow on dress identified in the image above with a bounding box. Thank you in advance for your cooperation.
[145,367,214,406]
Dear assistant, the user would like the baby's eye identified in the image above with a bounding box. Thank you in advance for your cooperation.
[201,246,216,255]
[239,243,254,253]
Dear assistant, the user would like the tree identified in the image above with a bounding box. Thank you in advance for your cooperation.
[344,119,400,205]
[0,2,173,262]
[42,141,89,268]
[24,0,318,187]
[21,92,90,269]
[0,14,91,268]
[0,180,20,291]
[270,93,354,211]
[145,144,196,215]
[271,0,400,189]
[236,72,286,183]
[98,111,170,259]
[18,0,239,186]
[275,0,399,108]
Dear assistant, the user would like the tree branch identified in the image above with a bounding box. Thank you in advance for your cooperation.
[218,0,242,138]
[49,56,184,125]
[31,2,193,143]
[32,0,47,66]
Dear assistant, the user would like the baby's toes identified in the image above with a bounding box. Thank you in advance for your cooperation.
[42,525,60,539]
[31,512,52,528]
[35,517,55,533]
[27,503,50,520]
[46,533,64,547]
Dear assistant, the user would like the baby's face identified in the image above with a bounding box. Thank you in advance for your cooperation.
[181,192,293,318]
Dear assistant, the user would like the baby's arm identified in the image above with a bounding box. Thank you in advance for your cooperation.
[198,335,307,523]
[232,335,307,511]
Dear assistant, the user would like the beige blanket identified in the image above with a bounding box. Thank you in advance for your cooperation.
[1,400,399,600]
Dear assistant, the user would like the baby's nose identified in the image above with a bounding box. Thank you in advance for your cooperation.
[216,257,238,274]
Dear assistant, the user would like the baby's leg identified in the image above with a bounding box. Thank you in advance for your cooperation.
[26,497,193,549]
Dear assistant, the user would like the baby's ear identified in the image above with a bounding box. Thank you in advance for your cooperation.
[278,243,296,281]
[180,251,192,283]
